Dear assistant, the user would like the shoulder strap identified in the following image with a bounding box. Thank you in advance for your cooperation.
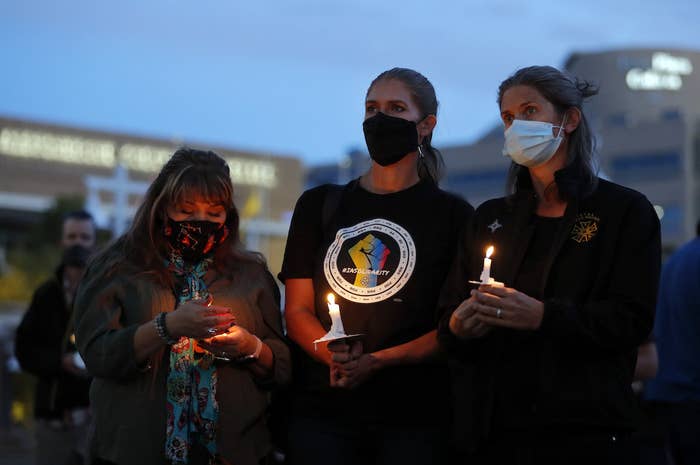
[321,179,361,238]
[321,186,343,234]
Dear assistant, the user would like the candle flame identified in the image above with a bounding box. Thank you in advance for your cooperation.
[486,246,494,258]
[327,293,335,305]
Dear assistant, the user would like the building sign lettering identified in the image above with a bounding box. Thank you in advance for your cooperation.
[626,52,693,91]
[0,128,278,188]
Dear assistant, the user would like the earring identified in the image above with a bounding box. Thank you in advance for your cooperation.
[417,145,425,159]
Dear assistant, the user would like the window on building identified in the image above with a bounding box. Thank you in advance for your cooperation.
[694,131,700,175]
[607,113,626,127]
[659,204,683,242]
[445,170,507,199]
[610,152,682,182]
[661,109,681,121]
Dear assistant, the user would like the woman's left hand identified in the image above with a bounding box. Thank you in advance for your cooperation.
[198,325,259,360]
[472,285,545,330]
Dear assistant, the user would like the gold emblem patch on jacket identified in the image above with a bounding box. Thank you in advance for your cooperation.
[571,213,600,243]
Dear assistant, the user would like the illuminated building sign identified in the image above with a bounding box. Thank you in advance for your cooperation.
[0,128,116,167]
[626,52,694,91]
[117,143,173,172]
[0,128,278,188]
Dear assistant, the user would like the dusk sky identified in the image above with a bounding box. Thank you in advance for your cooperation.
[2,0,699,166]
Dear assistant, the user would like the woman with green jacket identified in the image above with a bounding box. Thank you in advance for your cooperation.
[74,148,291,465]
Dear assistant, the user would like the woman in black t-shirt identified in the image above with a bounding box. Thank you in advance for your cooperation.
[279,68,473,465]
[439,66,661,465]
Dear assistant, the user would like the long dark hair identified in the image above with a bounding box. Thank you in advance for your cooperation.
[497,65,599,197]
[367,67,445,183]
[88,147,262,291]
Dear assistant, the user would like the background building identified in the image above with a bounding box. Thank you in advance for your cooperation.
[305,148,369,190]
[0,116,303,275]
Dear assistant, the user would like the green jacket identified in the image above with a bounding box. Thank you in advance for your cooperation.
[74,258,291,465]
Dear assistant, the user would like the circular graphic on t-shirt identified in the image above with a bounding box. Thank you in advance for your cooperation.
[323,218,416,303]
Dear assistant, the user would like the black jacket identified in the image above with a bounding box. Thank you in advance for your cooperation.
[15,266,91,419]
[438,175,661,454]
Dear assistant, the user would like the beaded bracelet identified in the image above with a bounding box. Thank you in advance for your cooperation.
[155,312,178,345]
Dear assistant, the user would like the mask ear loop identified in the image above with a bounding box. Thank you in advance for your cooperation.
[555,113,568,138]
[416,114,432,158]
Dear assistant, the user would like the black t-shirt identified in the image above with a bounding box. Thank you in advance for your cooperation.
[280,178,473,423]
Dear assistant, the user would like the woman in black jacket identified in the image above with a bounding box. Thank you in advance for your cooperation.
[439,66,661,465]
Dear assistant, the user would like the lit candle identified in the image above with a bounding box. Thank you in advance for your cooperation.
[327,293,346,336]
[480,246,494,284]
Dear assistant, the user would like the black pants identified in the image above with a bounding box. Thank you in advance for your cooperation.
[91,451,268,465]
[285,414,448,465]
[472,430,639,465]
[654,401,700,465]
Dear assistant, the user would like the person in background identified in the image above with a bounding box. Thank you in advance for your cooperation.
[74,148,290,465]
[279,67,473,465]
[645,220,700,465]
[15,210,96,465]
[439,65,661,465]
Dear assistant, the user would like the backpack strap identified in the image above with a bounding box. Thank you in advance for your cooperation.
[321,185,344,237]
[321,179,358,238]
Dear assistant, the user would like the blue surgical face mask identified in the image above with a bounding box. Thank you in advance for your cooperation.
[502,116,567,168]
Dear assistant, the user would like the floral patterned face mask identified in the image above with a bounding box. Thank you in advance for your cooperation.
[164,218,229,262]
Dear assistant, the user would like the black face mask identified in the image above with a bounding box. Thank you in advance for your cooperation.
[164,218,229,262]
[362,112,419,166]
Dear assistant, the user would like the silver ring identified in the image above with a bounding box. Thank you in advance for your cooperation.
[221,351,227,358]
[496,308,502,318]
[207,328,216,335]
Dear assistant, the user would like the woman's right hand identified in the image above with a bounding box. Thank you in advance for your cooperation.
[448,295,492,340]
[328,340,376,389]
[165,300,235,340]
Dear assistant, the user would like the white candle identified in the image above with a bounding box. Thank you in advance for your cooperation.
[480,246,494,283]
[327,293,346,336]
